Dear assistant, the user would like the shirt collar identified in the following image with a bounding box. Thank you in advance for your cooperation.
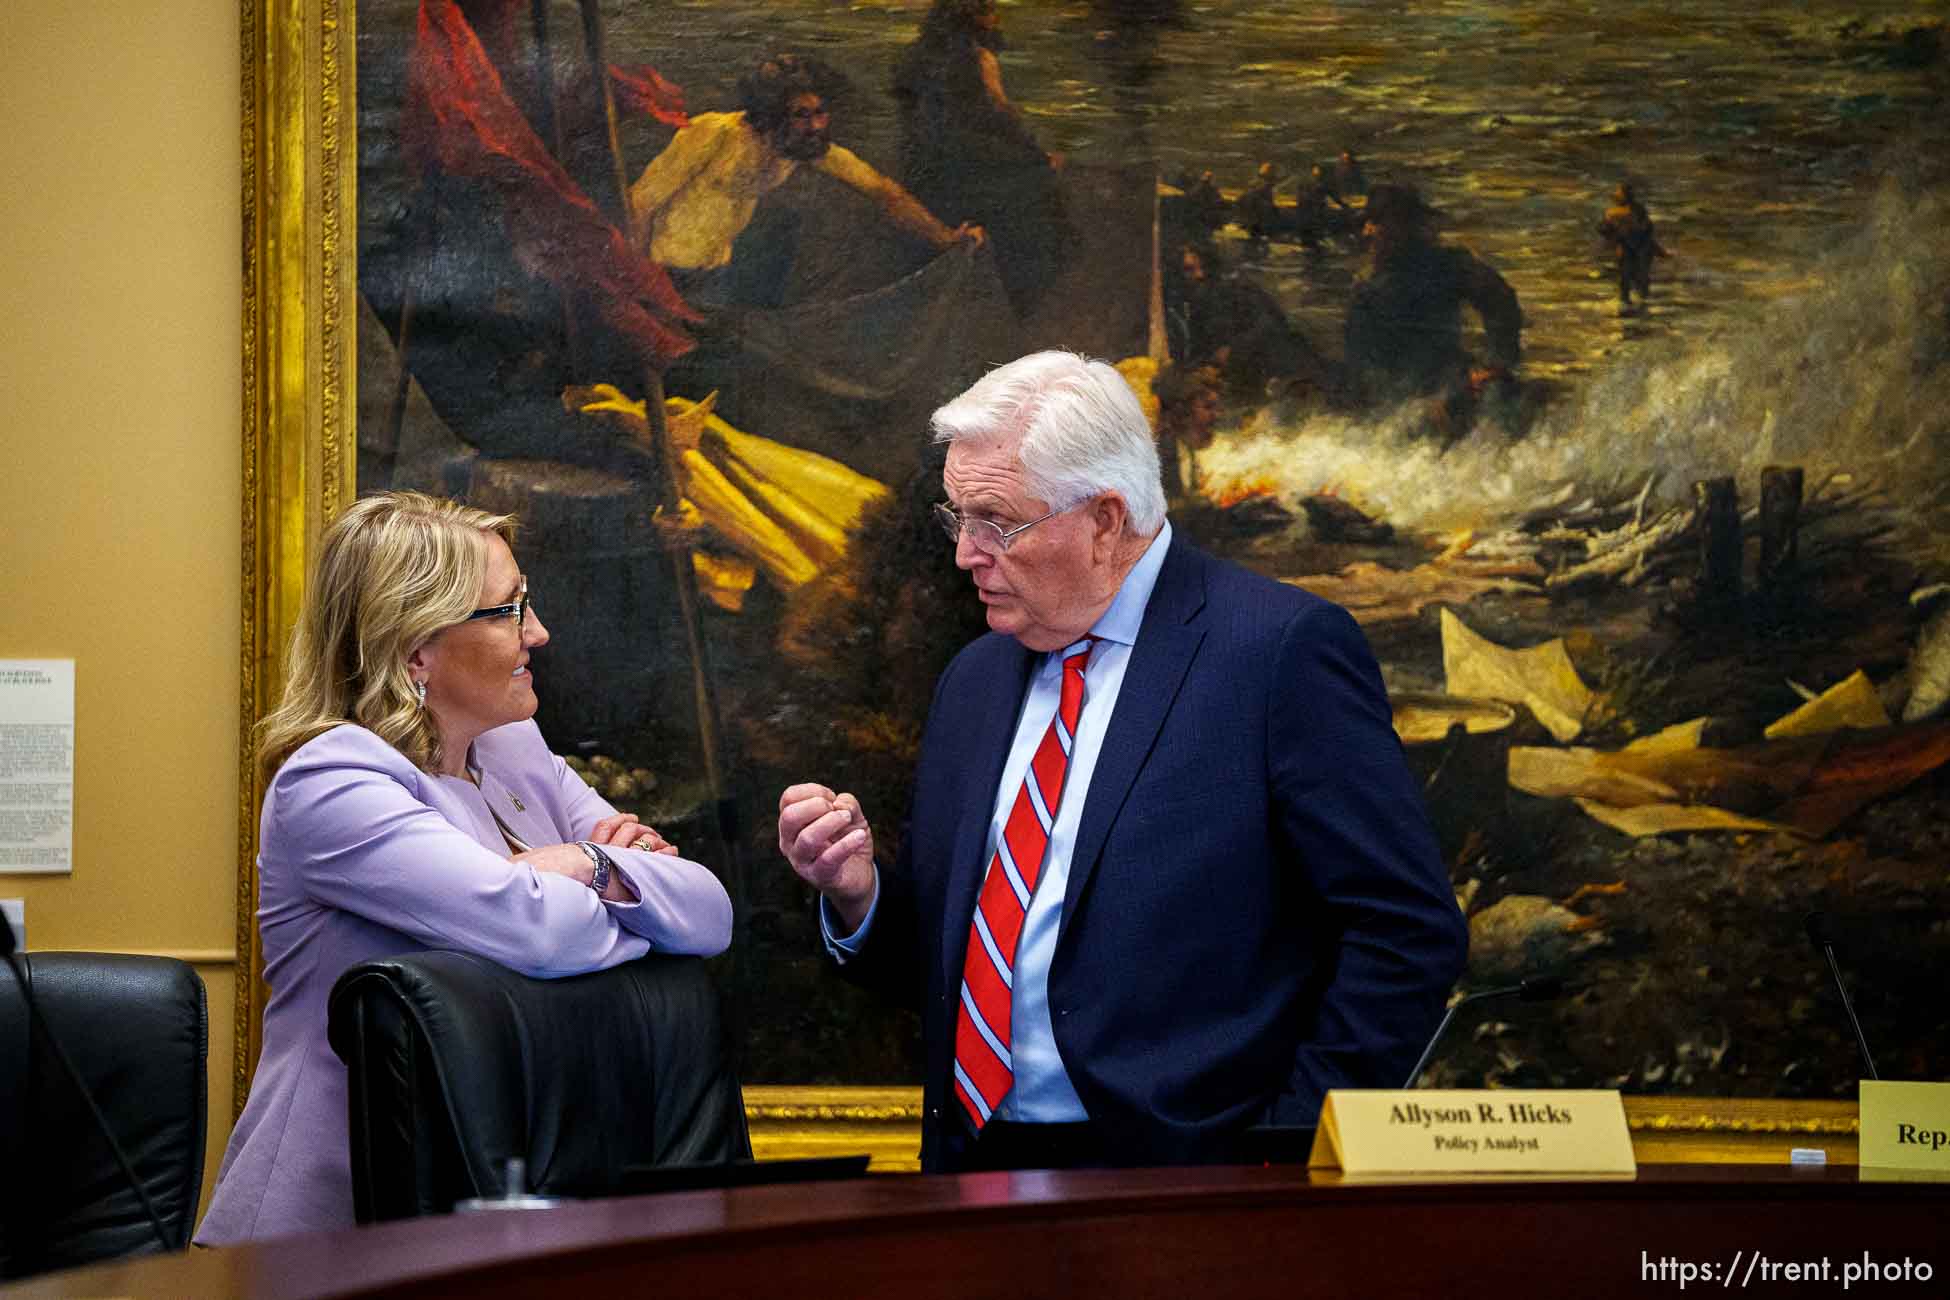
[1086,520,1172,650]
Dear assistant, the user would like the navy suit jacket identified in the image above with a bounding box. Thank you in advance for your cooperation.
[841,536,1467,1170]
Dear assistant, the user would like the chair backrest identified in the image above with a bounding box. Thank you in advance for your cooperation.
[327,951,750,1224]
[0,953,208,1280]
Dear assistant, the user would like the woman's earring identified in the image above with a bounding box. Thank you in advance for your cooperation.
[414,679,427,709]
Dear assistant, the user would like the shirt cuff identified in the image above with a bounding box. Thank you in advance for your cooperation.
[819,868,880,964]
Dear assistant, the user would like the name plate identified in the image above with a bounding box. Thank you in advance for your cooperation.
[1859,1080,1950,1173]
[1308,1089,1636,1176]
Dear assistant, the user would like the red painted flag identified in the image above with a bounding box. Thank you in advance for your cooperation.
[609,62,689,128]
[405,0,698,367]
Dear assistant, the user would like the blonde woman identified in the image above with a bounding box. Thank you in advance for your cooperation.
[197,491,731,1244]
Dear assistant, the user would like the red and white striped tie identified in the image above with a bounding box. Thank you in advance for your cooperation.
[953,636,1097,1132]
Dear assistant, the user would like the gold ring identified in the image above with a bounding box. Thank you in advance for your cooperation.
[633,836,659,851]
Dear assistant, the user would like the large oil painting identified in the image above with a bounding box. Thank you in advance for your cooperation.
[257,0,1950,1109]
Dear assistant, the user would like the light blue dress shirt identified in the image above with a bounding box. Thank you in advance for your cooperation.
[826,522,1174,1122]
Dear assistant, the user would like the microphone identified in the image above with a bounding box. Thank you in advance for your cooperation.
[1402,975,1564,1089]
[1804,911,1878,1081]
[0,911,176,1254]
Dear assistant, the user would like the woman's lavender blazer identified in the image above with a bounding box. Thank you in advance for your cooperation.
[195,721,732,1244]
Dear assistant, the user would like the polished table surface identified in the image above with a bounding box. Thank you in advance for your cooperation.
[9,1165,1947,1299]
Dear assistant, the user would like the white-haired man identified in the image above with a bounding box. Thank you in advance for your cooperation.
[779,351,1465,1172]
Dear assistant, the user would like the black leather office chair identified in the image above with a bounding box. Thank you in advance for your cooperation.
[0,953,208,1280]
[327,950,750,1224]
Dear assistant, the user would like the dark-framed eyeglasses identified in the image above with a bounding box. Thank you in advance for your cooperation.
[933,501,1077,555]
[463,577,530,632]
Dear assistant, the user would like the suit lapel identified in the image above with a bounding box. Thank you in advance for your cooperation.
[474,767,548,851]
[1060,539,1208,934]
[940,637,1037,992]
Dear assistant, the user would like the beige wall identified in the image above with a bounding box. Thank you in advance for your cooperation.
[0,0,242,1215]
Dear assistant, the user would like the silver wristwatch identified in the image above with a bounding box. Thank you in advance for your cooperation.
[575,841,613,895]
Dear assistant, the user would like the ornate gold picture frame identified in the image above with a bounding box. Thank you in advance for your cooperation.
[240,0,1884,1165]
[238,0,358,1108]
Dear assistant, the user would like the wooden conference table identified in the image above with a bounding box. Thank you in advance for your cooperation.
[8,1165,1946,1299]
